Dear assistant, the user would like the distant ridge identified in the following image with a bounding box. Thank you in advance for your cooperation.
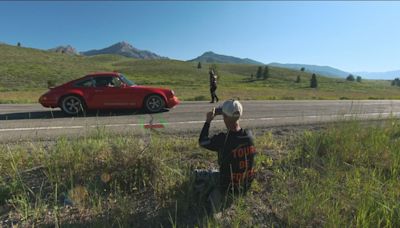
[81,41,167,59]
[268,62,350,78]
[189,51,264,65]
[353,70,400,80]
[48,45,79,55]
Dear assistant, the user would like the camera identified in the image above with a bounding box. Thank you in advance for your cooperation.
[214,107,223,115]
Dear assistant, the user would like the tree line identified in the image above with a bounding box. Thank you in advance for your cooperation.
[198,62,369,89]
[346,74,362,82]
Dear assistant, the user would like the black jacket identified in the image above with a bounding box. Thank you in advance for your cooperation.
[209,74,217,88]
[199,122,256,192]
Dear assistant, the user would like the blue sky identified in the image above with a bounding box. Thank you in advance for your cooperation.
[0,1,399,72]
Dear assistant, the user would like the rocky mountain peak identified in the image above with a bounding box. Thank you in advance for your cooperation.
[48,45,79,55]
[81,41,166,60]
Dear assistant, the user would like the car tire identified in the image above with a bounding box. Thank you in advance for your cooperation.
[144,94,165,113]
[60,95,86,115]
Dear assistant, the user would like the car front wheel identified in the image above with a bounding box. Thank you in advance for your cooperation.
[60,95,85,115]
[144,94,165,113]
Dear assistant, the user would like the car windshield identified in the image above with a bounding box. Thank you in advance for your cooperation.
[119,74,135,86]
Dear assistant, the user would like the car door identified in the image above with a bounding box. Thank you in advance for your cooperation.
[91,76,134,108]
[118,74,141,108]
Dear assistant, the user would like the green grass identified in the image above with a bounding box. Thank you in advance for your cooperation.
[1,43,400,103]
[0,129,201,226]
[2,120,400,226]
[269,120,400,226]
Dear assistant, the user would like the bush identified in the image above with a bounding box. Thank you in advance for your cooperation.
[310,74,317,88]
[295,75,301,83]
[346,74,355,81]
[392,78,400,86]
[47,80,56,88]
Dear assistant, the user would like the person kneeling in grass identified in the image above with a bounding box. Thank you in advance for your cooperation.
[195,99,256,213]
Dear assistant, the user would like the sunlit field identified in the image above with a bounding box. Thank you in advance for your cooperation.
[1,119,400,226]
[1,44,400,104]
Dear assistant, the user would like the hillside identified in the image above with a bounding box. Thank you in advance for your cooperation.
[48,45,79,55]
[81,41,166,60]
[1,43,400,103]
[189,51,264,65]
[0,44,114,89]
[269,63,350,78]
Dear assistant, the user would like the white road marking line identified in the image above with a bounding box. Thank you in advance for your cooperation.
[0,112,399,132]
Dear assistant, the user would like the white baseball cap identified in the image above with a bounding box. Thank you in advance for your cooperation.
[221,99,243,118]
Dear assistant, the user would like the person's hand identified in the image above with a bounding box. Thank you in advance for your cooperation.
[206,108,216,123]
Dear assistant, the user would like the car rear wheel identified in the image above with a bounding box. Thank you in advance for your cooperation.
[60,95,85,115]
[144,94,165,113]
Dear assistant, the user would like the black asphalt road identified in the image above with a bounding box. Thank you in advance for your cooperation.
[1,100,400,142]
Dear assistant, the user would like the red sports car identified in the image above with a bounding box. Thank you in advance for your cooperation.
[39,72,180,115]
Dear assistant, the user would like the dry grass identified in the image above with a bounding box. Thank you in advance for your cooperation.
[2,120,400,226]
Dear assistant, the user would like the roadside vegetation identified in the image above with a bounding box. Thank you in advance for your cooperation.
[1,44,400,104]
[1,119,400,226]
[271,120,400,226]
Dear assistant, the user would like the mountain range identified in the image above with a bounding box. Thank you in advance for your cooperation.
[189,51,264,65]
[353,70,400,80]
[2,40,399,80]
[80,41,167,60]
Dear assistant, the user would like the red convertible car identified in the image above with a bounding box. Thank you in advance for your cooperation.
[39,72,180,115]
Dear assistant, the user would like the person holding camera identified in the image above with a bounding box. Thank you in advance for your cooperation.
[195,99,256,212]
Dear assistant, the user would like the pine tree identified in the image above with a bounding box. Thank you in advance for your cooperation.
[256,66,263,79]
[310,74,318,88]
[263,66,269,80]
[296,75,301,83]
[392,78,400,86]
[356,76,362,83]
[197,62,202,69]
[300,67,305,72]
[17,42,21,47]
[346,74,355,81]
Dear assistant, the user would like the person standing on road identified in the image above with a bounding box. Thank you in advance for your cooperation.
[195,99,256,213]
[209,69,219,103]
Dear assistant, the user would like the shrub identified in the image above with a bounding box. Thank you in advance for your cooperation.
[346,74,355,81]
[310,74,317,88]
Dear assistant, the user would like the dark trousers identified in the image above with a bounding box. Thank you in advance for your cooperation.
[210,86,219,102]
